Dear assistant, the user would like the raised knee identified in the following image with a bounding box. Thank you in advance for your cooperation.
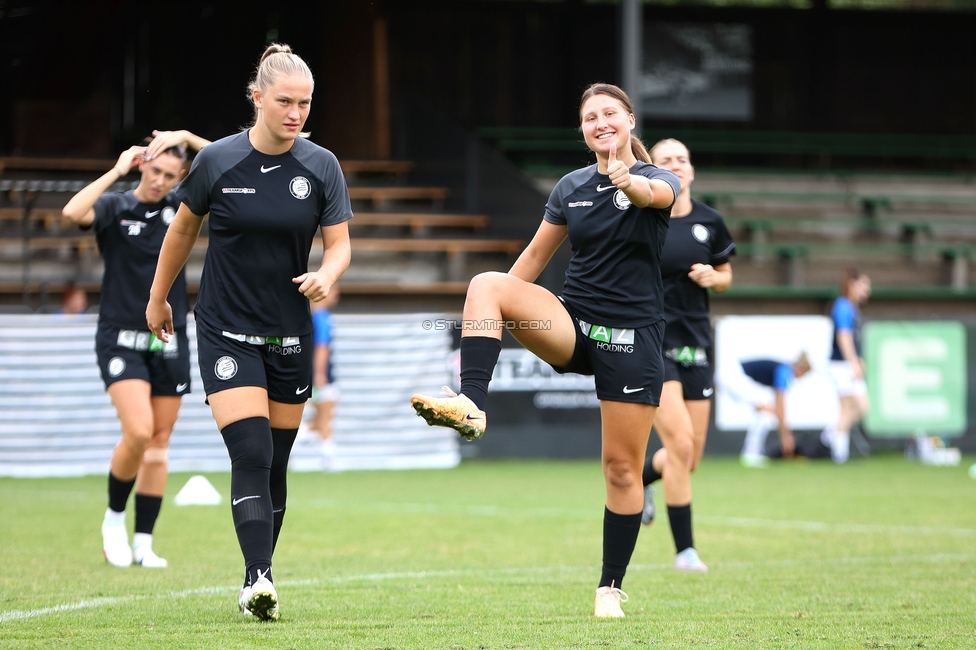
[467,271,508,297]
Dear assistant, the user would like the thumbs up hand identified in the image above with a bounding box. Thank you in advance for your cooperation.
[606,141,631,190]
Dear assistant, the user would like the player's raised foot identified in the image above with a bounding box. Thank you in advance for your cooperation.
[410,386,486,441]
[133,544,168,568]
[239,569,279,621]
[739,453,769,469]
[674,547,708,572]
[101,514,132,567]
[594,584,628,618]
[641,484,656,526]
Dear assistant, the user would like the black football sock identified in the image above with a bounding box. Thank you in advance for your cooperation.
[642,460,662,486]
[134,494,163,535]
[221,416,274,586]
[667,503,694,553]
[458,336,501,411]
[270,427,298,553]
[108,472,136,513]
[599,507,642,589]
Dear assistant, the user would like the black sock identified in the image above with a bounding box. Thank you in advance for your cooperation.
[459,336,502,411]
[134,494,163,535]
[599,507,642,589]
[642,460,662,486]
[108,472,135,513]
[270,427,298,553]
[221,416,274,587]
[667,503,694,553]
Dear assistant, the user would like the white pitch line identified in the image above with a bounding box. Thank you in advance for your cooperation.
[3,553,973,625]
[303,498,976,538]
[697,515,976,538]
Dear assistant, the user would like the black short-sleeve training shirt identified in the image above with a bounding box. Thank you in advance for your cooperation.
[660,200,735,348]
[175,131,353,337]
[544,162,680,328]
[87,191,189,329]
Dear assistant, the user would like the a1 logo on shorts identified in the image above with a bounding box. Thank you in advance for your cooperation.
[108,357,126,377]
[214,356,239,380]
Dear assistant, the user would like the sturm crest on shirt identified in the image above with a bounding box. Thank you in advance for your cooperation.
[289,176,311,199]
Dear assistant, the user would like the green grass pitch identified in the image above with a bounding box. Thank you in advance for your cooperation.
[1,454,974,648]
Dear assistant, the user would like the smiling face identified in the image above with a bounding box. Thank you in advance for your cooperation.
[136,152,185,202]
[650,140,694,192]
[579,93,634,158]
[253,73,313,145]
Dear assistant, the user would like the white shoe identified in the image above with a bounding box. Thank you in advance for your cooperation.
[101,515,132,567]
[320,438,337,472]
[641,484,656,526]
[675,547,708,572]
[133,544,168,568]
[238,569,279,621]
[740,453,769,469]
[594,584,628,618]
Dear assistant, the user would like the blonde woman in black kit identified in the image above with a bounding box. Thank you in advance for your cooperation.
[147,44,352,621]
[639,139,735,572]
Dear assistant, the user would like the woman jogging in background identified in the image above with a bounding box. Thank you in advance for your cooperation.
[823,268,871,464]
[411,83,680,618]
[638,139,734,572]
[146,43,353,621]
[62,129,209,569]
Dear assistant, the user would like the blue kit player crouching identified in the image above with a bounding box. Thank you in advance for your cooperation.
[717,353,811,467]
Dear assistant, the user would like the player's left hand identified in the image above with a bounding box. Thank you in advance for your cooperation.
[145,130,186,160]
[293,271,334,303]
[606,142,631,190]
[689,263,717,288]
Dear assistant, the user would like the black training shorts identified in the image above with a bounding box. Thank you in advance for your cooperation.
[662,349,714,401]
[550,298,665,405]
[95,323,191,397]
[195,316,313,404]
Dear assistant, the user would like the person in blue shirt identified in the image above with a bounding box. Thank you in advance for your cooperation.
[311,287,340,469]
[823,268,871,464]
[718,353,811,467]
